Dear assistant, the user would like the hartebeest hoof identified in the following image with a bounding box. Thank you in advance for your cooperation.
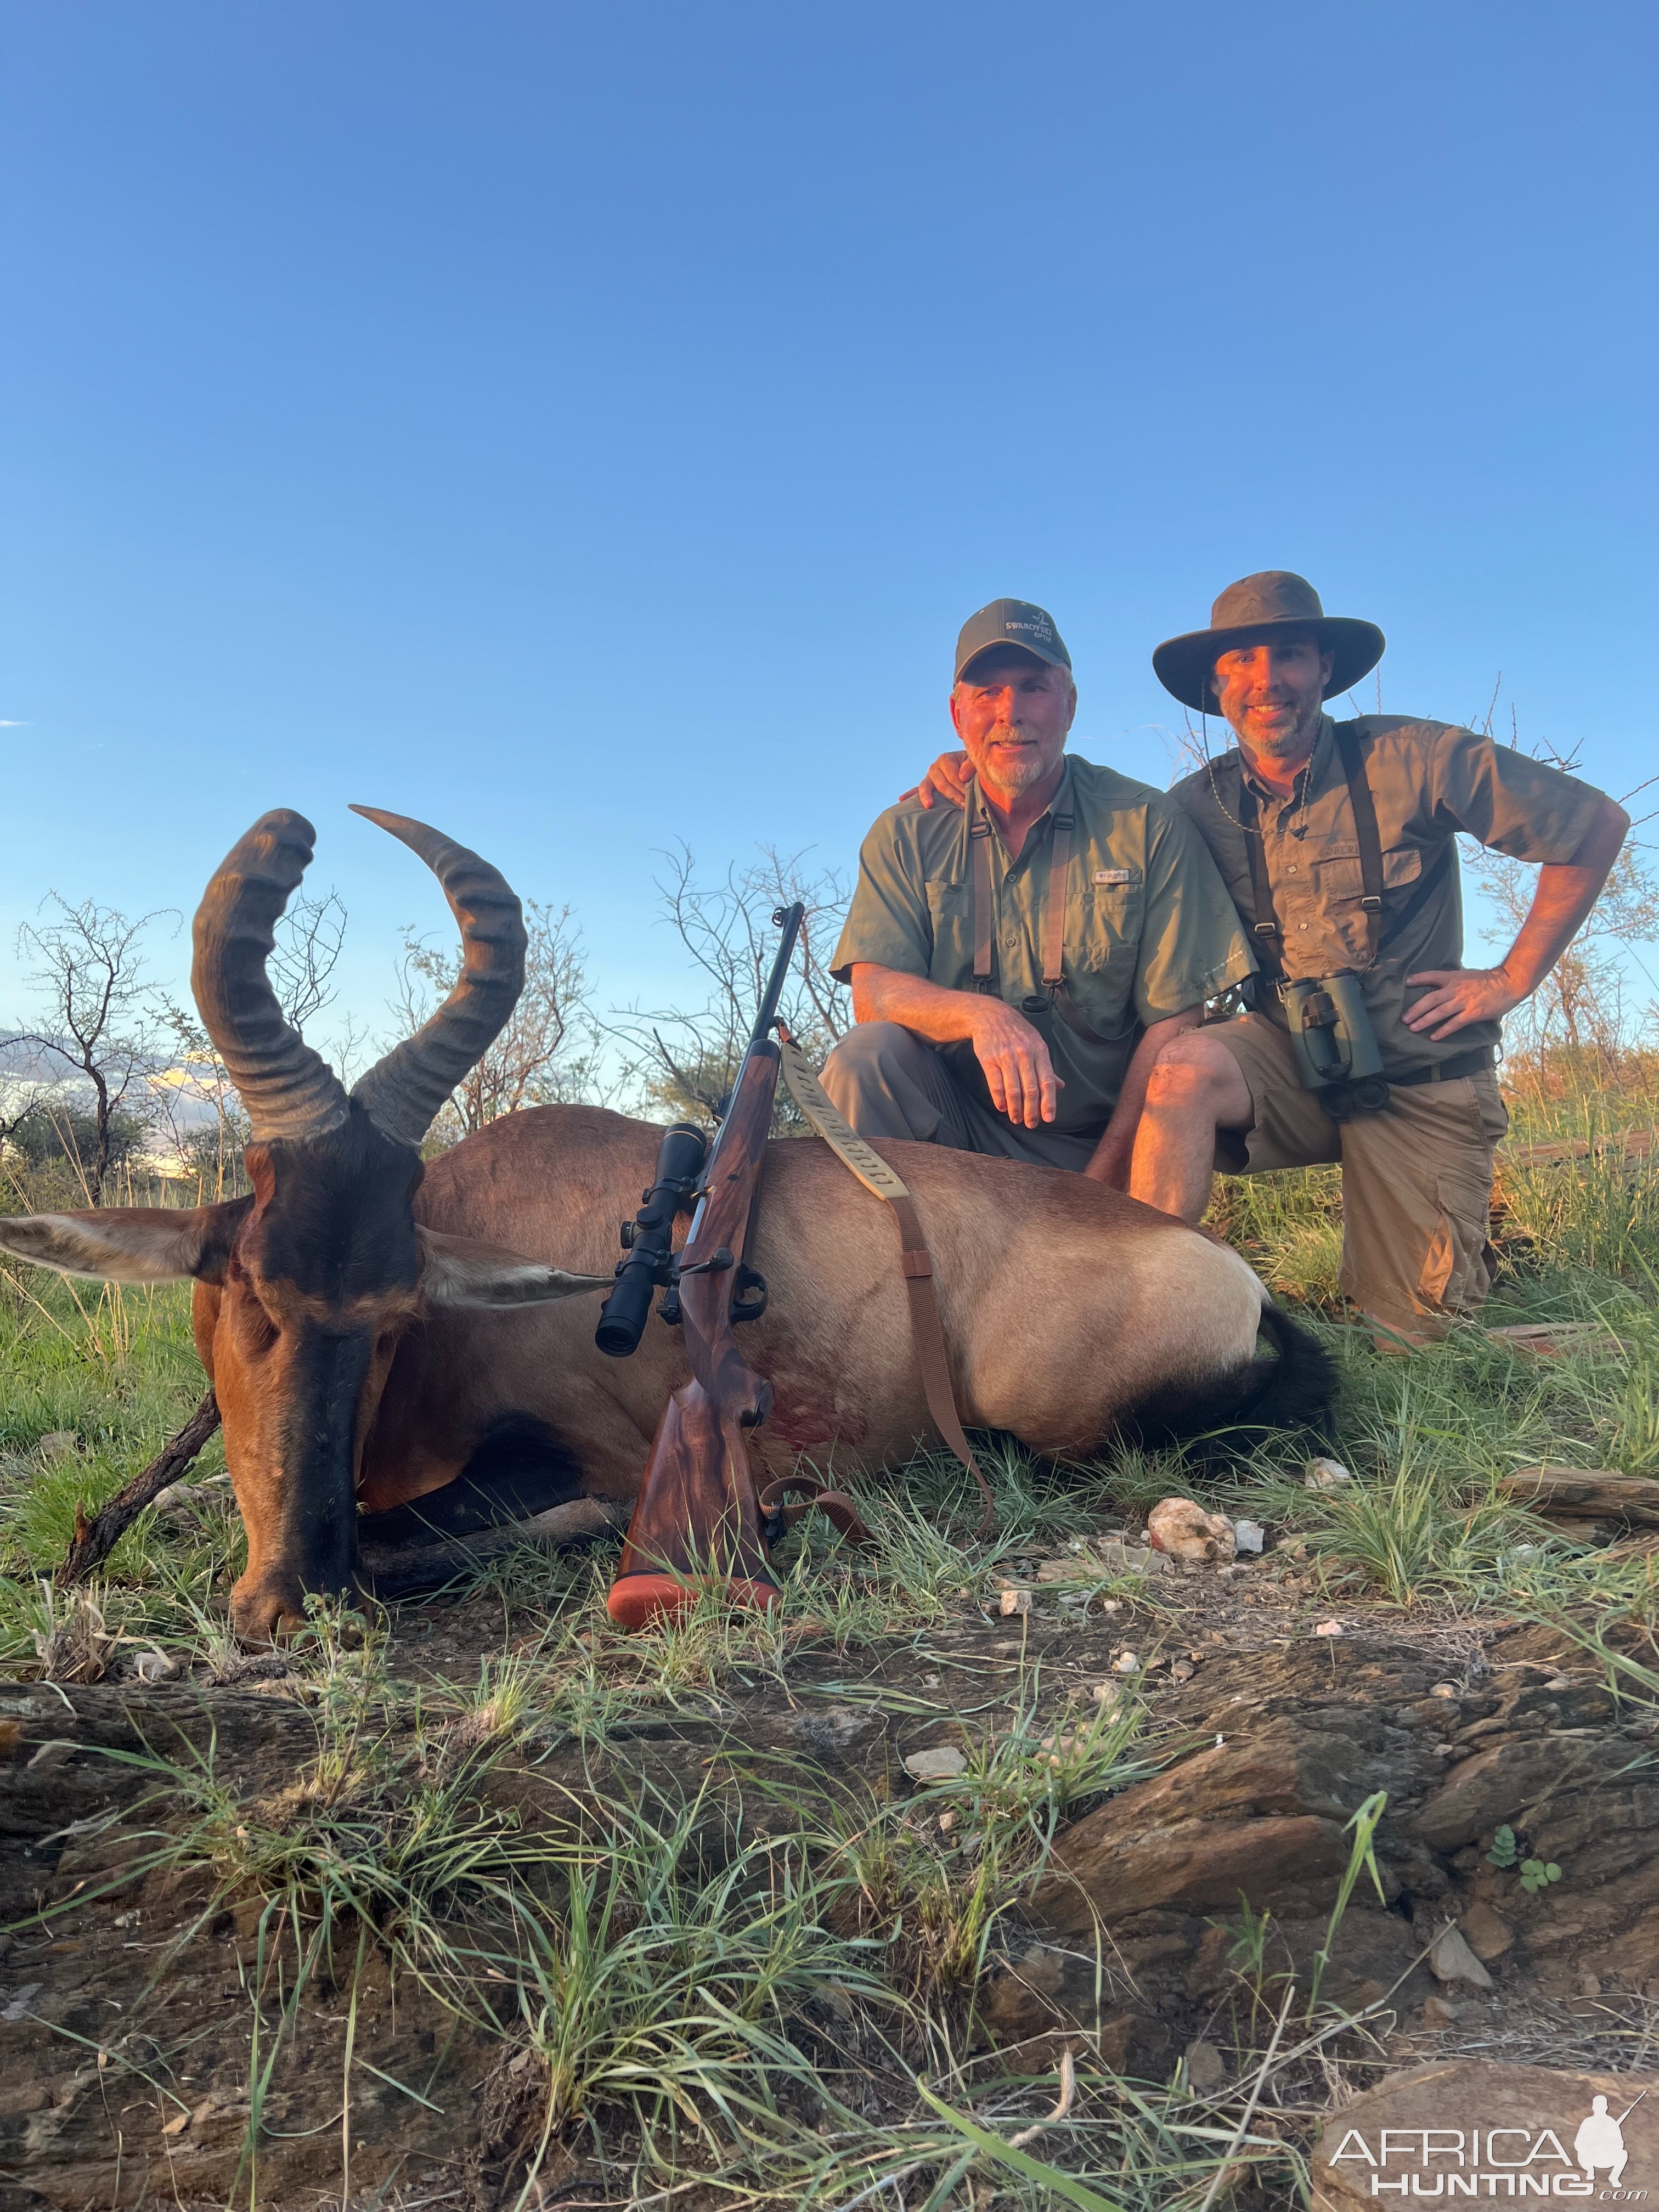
[605,1570,782,1632]
[229,1579,328,1647]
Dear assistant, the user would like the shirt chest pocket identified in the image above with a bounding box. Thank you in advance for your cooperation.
[1073,875,1143,1027]
[1312,844,1424,902]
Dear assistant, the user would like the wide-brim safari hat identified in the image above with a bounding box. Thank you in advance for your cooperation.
[1152,571,1385,715]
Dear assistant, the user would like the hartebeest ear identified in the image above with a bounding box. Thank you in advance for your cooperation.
[417,1227,612,1311]
[0,1200,252,1285]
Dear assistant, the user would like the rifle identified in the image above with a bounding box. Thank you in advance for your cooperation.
[602,902,805,1629]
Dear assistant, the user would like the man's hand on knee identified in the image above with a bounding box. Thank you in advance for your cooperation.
[968,1000,1063,1127]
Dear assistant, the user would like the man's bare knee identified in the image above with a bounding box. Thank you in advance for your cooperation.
[1144,1034,1251,1126]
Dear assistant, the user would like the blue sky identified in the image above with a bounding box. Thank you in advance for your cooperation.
[2,1,1654,1049]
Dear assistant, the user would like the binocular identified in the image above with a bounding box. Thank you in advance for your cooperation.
[1282,971,1390,1119]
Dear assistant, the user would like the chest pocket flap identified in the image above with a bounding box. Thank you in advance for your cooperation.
[1313,844,1424,901]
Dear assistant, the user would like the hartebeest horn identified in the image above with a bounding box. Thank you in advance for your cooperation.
[191,811,352,1144]
[348,806,528,1148]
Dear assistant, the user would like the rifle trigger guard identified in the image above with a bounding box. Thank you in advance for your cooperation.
[729,1263,768,1323]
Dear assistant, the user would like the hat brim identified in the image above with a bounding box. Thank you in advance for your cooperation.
[1152,616,1385,716]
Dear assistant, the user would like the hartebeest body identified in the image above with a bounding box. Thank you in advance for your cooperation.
[0,811,1330,1641]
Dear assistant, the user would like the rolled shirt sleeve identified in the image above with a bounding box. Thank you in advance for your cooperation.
[830,806,934,983]
[1424,726,1608,861]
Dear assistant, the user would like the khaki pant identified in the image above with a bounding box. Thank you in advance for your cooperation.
[1210,1013,1509,1345]
[820,1023,1102,1170]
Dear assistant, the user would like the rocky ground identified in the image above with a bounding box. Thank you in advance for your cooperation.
[5,1526,1659,2210]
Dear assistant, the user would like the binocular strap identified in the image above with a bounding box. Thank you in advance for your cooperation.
[776,1034,996,1537]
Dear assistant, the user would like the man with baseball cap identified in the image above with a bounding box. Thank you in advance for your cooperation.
[822,599,1253,1178]
[909,573,1630,1347]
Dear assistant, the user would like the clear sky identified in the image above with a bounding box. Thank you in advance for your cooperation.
[2,2,1654,1047]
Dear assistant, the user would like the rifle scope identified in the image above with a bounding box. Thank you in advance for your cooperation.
[595,1121,708,1358]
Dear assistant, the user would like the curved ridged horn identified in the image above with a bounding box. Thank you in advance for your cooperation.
[348,806,527,1148]
[191,811,352,1144]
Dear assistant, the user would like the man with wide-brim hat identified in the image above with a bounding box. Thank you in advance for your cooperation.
[906,570,1630,1348]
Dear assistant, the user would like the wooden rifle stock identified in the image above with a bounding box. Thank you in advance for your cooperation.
[606,910,802,1629]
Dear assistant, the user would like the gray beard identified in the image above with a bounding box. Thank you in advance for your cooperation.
[979,727,1056,796]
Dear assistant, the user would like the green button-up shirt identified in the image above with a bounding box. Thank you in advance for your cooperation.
[1170,714,1607,1076]
[831,757,1255,1135]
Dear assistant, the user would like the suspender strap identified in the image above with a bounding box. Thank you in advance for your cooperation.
[1235,775,1283,973]
[776,1035,995,1536]
[968,785,996,992]
[1042,812,1071,989]
[1332,720,1385,969]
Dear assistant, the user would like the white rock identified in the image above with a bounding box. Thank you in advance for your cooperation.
[1091,1681,1123,1710]
[1232,1519,1266,1555]
[1313,1618,1345,1637]
[1304,1458,1352,1491]
[1111,1650,1141,1674]
[1427,1926,1494,1989]
[1147,1497,1235,1566]
[1430,1681,1459,1699]
[903,1746,967,1782]
[128,1649,179,1684]
[998,1588,1032,1617]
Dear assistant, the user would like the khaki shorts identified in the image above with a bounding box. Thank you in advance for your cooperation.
[1210,1013,1509,1346]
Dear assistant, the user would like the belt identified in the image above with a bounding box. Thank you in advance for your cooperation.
[1389,1046,1494,1088]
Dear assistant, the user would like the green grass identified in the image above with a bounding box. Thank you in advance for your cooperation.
[4,1064,1659,2204]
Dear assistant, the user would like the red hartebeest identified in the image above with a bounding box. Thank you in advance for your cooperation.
[0,809,1330,1642]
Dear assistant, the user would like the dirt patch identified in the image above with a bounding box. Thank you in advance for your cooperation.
[4,1547,1659,2207]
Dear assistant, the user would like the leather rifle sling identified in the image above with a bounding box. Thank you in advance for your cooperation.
[776,1035,996,1536]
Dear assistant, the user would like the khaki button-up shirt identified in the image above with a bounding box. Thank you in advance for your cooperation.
[1170,715,1606,1076]
[831,757,1255,1135]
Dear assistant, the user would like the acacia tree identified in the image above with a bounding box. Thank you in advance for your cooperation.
[14,899,174,1204]
[392,897,596,1142]
[606,843,850,1127]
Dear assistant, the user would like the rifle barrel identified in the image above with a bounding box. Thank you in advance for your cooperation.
[750,902,805,1049]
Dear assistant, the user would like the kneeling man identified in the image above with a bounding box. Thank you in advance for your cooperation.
[824,599,1254,1181]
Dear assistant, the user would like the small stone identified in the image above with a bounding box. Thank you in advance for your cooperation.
[1427,1925,1494,1989]
[1111,1650,1140,1674]
[938,1809,958,1833]
[1304,1457,1352,1489]
[998,1589,1032,1618]
[1579,1971,1602,1996]
[903,1746,967,1782]
[1458,1901,1514,1962]
[1147,1498,1236,1565]
[1314,1618,1345,1637]
[1183,2038,1226,2092]
[921,1673,940,1688]
[1170,1660,1195,1683]
[1232,1518,1266,1555]
[1090,1681,1122,1711]
[1420,1994,1468,2028]
[1430,1681,1459,1699]
[37,1430,80,1462]
[128,1648,178,1684]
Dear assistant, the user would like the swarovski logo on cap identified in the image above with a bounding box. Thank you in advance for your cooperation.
[1006,614,1056,643]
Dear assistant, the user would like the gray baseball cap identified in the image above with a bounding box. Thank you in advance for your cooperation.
[953,599,1072,684]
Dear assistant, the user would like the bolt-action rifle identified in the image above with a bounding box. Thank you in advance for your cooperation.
[601,901,847,1629]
